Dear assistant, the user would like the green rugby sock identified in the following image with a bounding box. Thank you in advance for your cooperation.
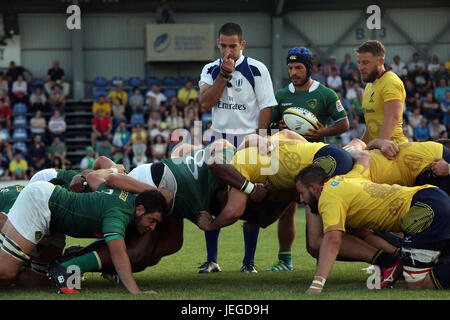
[61,251,102,274]
[278,249,292,263]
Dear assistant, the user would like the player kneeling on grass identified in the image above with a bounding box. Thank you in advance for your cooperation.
[0,180,167,294]
[296,155,450,293]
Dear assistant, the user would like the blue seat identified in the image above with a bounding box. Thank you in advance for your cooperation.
[145,76,160,87]
[31,78,45,89]
[93,77,108,87]
[12,128,28,140]
[130,113,145,126]
[12,103,27,115]
[13,142,27,154]
[13,115,27,127]
[128,77,142,88]
[93,89,108,100]
[163,88,177,99]
[111,77,124,86]
[162,76,177,87]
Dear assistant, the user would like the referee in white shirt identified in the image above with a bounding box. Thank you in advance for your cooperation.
[197,22,277,274]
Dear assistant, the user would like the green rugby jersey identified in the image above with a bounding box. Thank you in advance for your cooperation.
[0,185,23,214]
[48,182,135,242]
[56,169,82,189]
[162,148,235,224]
[272,81,348,142]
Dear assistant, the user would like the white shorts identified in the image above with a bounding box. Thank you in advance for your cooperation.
[29,168,58,184]
[128,163,158,187]
[8,181,56,245]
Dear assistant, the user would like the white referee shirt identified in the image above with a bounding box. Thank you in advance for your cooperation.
[199,55,277,135]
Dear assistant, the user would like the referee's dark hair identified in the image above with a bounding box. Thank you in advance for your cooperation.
[218,22,243,42]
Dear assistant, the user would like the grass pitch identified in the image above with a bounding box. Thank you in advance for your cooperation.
[1,206,450,301]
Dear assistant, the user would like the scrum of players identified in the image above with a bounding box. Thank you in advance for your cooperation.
[0,130,449,294]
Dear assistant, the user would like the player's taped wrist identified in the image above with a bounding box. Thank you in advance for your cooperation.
[309,276,326,290]
[110,167,118,174]
[240,179,256,195]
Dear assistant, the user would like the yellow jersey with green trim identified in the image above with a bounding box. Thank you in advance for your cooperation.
[230,134,326,190]
[319,164,435,234]
[367,141,443,186]
[362,71,408,143]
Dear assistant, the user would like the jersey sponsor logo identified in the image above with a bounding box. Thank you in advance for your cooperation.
[34,231,44,242]
[119,190,129,202]
[280,103,293,107]
[330,181,340,187]
[217,101,246,111]
[336,100,344,112]
[369,92,375,103]
[307,99,317,109]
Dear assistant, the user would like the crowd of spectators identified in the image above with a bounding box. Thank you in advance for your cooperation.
[311,52,450,146]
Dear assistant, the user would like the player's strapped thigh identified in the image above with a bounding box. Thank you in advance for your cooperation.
[400,187,450,283]
[0,231,31,263]
[312,145,354,177]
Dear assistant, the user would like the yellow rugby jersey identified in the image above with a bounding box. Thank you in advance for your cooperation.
[318,164,436,234]
[231,134,326,190]
[367,141,443,186]
[362,71,408,143]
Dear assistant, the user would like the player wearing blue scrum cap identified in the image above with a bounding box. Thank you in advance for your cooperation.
[267,47,351,272]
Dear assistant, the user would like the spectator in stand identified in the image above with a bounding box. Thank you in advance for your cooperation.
[414,117,431,141]
[155,0,175,23]
[147,110,161,130]
[433,64,450,85]
[49,84,66,114]
[408,52,425,73]
[111,97,127,128]
[0,89,11,108]
[47,135,69,168]
[131,134,147,167]
[9,150,28,180]
[429,118,446,140]
[0,73,8,93]
[409,106,424,129]
[402,116,414,142]
[11,74,28,104]
[441,90,450,131]
[0,100,12,132]
[405,79,420,110]
[159,121,171,141]
[48,109,67,141]
[95,135,115,160]
[410,65,432,96]
[390,55,408,79]
[131,123,147,144]
[0,151,11,180]
[51,155,65,170]
[29,87,48,113]
[129,87,145,114]
[310,64,325,84]
[148,120,166,141]
[177,80,198,106]
[165,104,183,129]
[340,53,357,81]
[28,134,47,176]
[427,55,441,75]
[183,106,199,129]
[434,77,449,101]
[311,54,322,70]
[107,81,128,106]
[345,81,364,101]
[146,84,167,111]
[111,147,130,173]
[92,94,111,117]
[44,60,70,97]
[151,134,167,162]
[112,120,132,155]
[5,61,34,85]
[29,110,47,139]
[91,108,113,147]
[326,67,342,92]
[323,55,340,78]
[350,69,361,84]
[80,146,96,170]
[340,116,365,145]
[350,89,364,123]
[421,91,442,120]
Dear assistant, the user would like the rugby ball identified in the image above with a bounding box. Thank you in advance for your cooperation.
[282,107,319,135]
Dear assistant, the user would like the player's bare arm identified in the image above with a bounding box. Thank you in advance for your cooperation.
[307,230,343,293]
[304,117,349,140]
[431,158,450,176]
[378,99,403,140]
[198,188,247,231]
[365,138,399,160]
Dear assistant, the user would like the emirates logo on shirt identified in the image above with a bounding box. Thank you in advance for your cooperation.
[217,101,246,110]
